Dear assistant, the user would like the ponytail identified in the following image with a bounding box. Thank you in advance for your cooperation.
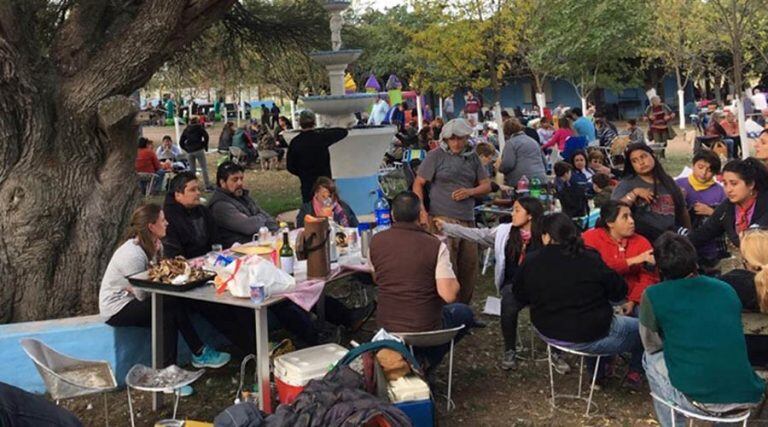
[755,268,768,313]
[540,213,584,257]
[739,229,768,313]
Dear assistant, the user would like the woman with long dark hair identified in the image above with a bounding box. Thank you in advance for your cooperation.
[99,204,230,396]
[688,158,768,250]
[612,143,691,242]
[583,201,660,316]
[436,197,558,371]
[513,213,644,388]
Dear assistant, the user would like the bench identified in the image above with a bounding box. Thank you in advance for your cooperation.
[0,314,229,393]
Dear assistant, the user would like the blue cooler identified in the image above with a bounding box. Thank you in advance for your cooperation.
[394,399,434,427]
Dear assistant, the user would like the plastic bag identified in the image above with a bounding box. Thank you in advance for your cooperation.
[214,255,296,298]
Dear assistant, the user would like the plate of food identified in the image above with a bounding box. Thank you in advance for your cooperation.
[127,257,215,292]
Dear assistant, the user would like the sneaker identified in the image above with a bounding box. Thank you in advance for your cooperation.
[501,350,517,371]
[191,346,231,369]
[164,385,194,397]
[623,370,643,391]
[550,352,571,375]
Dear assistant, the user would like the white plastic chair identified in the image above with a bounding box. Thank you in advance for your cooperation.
[20,338,117,425]
[125,364,205,427]
[545,341,609,416]
[650,392,751,426]
[393,324,465,411]
[229,146,248,166]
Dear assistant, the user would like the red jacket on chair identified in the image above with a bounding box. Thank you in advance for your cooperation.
[582,227,660,304]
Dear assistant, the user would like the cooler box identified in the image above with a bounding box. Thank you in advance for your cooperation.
[389,376,433,427]
[273,343,347,404]
[394,400,434,427]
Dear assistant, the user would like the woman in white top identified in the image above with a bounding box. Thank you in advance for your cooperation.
[100,204,230,395]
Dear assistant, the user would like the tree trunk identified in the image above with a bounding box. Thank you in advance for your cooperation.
[675,67,686,130]
[0,0,237,323]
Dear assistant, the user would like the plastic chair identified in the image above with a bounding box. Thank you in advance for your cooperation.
[229,146,248,166]
[137,172,156,197]
[125,364,205,427]
[20,338,117,425]
[393,325,465,411]
[544,341,609,416]
[650,392,750,426]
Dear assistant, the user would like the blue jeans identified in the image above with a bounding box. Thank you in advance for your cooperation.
[723,138,735,158]
[643,351,751,427]
[416,303,475,371]
[560,315,643,373]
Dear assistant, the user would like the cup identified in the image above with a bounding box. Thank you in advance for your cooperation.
[249,282,266,304]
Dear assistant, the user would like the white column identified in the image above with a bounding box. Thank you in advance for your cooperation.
[736,99,749,159]
[439,96,444,118]
[580,97,587,114]
[290,99,298,129]
[173,117,181,144]
[678,90,686,130]
[416,95,423,130]
[535,92,547,116]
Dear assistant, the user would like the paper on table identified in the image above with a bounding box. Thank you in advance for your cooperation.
[483,296,501,316]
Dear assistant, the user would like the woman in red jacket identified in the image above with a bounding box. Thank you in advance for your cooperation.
[582,200,660,316]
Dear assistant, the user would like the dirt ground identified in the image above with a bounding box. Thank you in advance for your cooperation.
[58,124,766,425]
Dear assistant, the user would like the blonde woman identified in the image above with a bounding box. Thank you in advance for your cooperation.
[719,229,768,313]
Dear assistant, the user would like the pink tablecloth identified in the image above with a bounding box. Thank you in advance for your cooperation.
[282,262,372,311]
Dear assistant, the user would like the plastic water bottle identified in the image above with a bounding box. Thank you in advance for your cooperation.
[530,177,542,199]
[374,189,391,231]
[516,175,529,195]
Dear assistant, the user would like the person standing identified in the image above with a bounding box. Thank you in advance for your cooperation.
[178,117,212,190]
[752,87,768,112]
[413,118,492,304]
[644,96,675,151]
[570,107,597,144]
[270,103,281,129]
[286,110,349,203]
[443,96,455,120]
[463,91,481,125]
[368,96,390,126]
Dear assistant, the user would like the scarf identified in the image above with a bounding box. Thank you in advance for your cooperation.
[518,229,532,264]
[688,173,716,192]
[735,196,757,234]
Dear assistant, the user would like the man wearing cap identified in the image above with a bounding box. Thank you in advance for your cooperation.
[286,110,349,202]
[413,118,492,304]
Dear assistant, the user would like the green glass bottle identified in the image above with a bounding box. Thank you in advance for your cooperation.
[279,231,294,276]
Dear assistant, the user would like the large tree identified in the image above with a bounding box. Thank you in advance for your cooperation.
[0,0,323,323]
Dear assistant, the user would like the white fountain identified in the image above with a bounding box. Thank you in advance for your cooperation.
[284,0,396,216]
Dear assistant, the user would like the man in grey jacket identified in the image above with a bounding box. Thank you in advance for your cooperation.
[498,118,547,186]
[208,161,278,248]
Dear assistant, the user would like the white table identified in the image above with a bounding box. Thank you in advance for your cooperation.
[142,284,284,413]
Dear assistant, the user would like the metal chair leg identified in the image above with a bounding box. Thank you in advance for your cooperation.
[547,345,556,408]
[103,392,109,427]
[447,338,455,412]
[172,390,181,420]
[585,356,601,416]
[127,388,136,427]
[577,356,584,399]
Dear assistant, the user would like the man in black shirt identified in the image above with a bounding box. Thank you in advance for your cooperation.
[286,110,349,202]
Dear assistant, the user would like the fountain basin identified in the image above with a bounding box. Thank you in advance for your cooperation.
[302,93,377,117]
[283,125,396,215]
[309,49,363,67]
[324,1,351,13]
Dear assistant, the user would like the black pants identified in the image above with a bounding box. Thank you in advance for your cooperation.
[299,176,316,203]
[0,382,83,427]
[500,284,525,352]
[106,297,203,367]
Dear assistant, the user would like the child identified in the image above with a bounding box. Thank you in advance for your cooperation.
[675,150,726,267]
[554,161,588,218]
[592,173,615,209]
[627,119,644,145]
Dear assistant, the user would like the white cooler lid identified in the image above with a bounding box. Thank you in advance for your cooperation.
[274,344,348,387]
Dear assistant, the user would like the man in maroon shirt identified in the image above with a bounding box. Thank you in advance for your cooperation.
[464,91,481,126]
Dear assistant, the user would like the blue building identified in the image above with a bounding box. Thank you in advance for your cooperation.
[450,75,694,120]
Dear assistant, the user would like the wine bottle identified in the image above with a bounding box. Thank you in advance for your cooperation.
[279,231,294,276]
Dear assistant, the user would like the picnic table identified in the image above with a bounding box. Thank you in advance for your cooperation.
[142,235,372,414]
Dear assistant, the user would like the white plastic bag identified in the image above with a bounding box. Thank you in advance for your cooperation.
[216,255,296,298]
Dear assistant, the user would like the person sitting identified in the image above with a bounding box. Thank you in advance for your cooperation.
[218,121,235,153]
[688,158,768,251]
[536,118,555,146]
[136,137,165,194]
[674,151,726,267]
[499,118,547,187]
[612,143,691,243]
[257,132,280,170]
[474,142,500,191]
[595,116,618,147]
[232,124,258,165]
[370,191,477,371]
[591,173,615,210]
[100,204,230,396]
[436,198,569,372]
[208,162,279,249]
[640,233,765,427]
[513,213,644,388]
[568,150,594,196]
[541,116,574,152]
[720,108,742,158]
[296,177,358,228]
[626,119,644,145]
[704,111,735,158]
[163,172,220,259]
[554,162,588,218]
[587,149,612,177]
[583,201,659,316]
[156,135,185,171]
